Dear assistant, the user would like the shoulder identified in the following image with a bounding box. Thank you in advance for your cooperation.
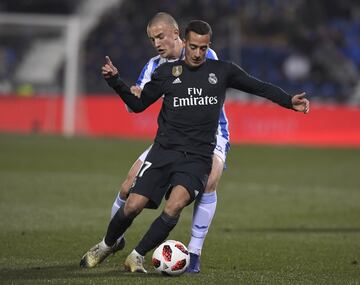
[146,55,178,72]
[144,55,162,70]
[137,55,167,86]
[205,60,238,77]
[206,59,231,68]
[206,48,218,60]
[157,60,182,72]
[138,55,162,78]
[151,60,181,79]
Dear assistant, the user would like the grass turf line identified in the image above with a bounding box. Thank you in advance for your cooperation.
[0,134,359,284]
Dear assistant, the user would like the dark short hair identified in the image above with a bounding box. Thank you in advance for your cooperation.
[185,20,212,39]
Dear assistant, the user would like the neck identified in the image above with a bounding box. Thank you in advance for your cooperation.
[184,59,206,69]
[168,39,184,60]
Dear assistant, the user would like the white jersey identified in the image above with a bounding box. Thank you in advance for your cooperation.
[136,48,230,142]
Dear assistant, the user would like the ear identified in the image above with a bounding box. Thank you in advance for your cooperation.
[174,28,180,40]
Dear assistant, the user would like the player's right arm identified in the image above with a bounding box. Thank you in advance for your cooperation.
[103,56,164,112]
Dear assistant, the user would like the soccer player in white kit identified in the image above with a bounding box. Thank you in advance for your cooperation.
[110,12,230,273]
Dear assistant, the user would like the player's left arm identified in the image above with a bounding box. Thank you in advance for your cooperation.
[228,62,309,113]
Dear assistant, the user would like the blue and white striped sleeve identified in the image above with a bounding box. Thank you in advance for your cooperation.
[136,61,152,89]
[136,56,161,89]
[206,48,218,60]
[207,48,230,142]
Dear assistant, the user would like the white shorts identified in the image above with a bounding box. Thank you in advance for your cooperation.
[213,135,230,163]
[138,134,230,163]
[138,145,152,162]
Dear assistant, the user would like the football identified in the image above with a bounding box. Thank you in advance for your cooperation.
[152,240,190,276]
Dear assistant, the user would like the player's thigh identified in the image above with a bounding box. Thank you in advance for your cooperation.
[204,154,225,193]
[130,144,178,209]
[120,159,143,196]
[164,185,191,217]
[169,154,212,202]
[119,146,152,199]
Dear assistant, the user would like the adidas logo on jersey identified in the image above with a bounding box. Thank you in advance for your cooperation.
[172,78,182,84]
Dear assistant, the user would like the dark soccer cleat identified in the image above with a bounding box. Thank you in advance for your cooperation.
[186,252,201,273]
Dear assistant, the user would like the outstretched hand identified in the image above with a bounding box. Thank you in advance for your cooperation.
[102,56,118,78]
[292,92,310,114]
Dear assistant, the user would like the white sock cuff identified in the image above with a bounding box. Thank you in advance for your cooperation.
[199,191,217,204]
[101,238,112,249]
[188,243,201,255]
[116,194,126,207]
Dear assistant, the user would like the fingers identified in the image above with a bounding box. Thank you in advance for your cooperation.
[303,99,310,114]
[295,92,306,100]
[101,66,111,78]
[102,65,112,73]
[105,56,111,65]
[130,85,142,98]
[292,92,310,114]
[105,56,115,68]
[102,56,118,77]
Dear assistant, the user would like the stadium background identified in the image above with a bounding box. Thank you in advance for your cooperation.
[0,0,360,146]
[0,1,359,284]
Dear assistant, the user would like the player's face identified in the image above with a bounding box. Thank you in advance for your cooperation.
[184,31,210,68]
[147,22,180,59]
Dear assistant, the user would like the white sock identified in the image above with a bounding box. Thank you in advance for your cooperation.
[111,193,126,219]
[101,238,112,250]
[188,191,217,255]
[110,194,126,242]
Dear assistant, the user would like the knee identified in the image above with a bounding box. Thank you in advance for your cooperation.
[204,158,224,193]
[164,200,187,217]
[123,199,143,218]
[119,176,134,200]
[119,182,129,200]
[204,164,224,193]
[204,176,218,193]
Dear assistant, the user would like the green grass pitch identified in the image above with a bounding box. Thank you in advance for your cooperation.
[0,133,359,284]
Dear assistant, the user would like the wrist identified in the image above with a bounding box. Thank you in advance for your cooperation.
[106,74,121,87]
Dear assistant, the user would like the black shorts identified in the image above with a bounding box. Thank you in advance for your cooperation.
[129,142,211,209]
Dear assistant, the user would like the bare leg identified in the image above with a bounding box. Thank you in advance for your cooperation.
[111,158,143,218]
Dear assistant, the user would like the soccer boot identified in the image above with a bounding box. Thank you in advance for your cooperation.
[80,238,125,268]
[186,252,201,273]
[124,249,147,273]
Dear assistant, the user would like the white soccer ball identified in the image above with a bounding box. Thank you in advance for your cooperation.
[152,240,190,276]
